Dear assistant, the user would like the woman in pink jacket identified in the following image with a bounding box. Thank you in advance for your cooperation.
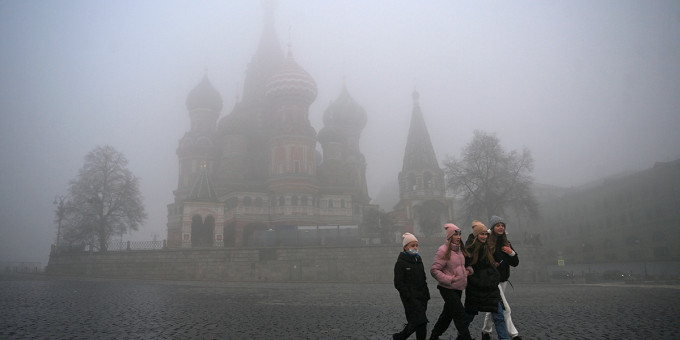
[429,223,473,340]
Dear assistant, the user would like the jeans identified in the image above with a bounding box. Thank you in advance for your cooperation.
[483,281,518,337]
[467,301,509,340]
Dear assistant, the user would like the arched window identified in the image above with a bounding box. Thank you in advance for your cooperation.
[243,196,252,207]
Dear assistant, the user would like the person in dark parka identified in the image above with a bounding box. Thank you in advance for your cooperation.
[393,232,430,340]
[464,221,510,340]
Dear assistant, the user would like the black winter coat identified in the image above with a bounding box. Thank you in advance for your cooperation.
[394,251,430,325]
[492,243,519,282]
[464,243,502,314]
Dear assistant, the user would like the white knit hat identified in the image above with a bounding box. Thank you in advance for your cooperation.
[402,232,418,247]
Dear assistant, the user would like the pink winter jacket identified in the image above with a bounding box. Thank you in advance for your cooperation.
[430,243,469,291]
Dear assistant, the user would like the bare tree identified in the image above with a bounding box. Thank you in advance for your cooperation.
[444,130,538,224]
[52,194,70,252]
[62,145,146,251]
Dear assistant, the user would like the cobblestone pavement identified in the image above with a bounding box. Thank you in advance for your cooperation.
[1,273,679,339]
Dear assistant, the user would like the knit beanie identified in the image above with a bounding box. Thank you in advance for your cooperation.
[472,220,489,238]
[444,223,460,240]
[402,233,418,247]
[489,215,506,229]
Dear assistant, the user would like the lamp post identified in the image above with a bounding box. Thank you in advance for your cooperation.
[53,195,68,252]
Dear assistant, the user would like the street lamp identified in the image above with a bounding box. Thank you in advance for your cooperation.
[53,195,68,252]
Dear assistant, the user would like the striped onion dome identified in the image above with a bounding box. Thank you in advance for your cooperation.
[265,49,317,104]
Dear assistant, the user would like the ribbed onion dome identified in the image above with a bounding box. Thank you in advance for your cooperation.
[186,75,223,112]
[322,85,367,131]
[265,49,317,104]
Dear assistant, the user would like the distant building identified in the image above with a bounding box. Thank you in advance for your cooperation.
[166,4,371,248]
[391,92,453,237]
[534,159,680,264]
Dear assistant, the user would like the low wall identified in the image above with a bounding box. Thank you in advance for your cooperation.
[46,244,547,283]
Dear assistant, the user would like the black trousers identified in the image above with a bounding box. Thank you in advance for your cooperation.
[394,322,427,340]
[430,286,472,340]
[395,298,428,340]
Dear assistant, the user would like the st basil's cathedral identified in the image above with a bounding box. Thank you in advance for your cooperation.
[166,3,453,248]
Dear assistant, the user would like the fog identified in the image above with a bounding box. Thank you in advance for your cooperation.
[1,1,679,265]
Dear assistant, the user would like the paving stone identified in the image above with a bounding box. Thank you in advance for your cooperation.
[1,274,678,339]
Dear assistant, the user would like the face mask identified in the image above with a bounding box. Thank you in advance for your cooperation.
[407,248,419,255]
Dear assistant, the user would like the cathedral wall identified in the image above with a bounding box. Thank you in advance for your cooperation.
[46,245,546,283]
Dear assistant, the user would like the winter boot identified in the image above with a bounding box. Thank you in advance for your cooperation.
[393,324,412,340]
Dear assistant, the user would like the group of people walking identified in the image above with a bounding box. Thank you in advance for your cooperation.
[393,216,521,340]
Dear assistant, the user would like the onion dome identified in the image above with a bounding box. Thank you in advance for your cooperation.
[186,75,223,112]
[323,85,367,131]
[317,125,343,144]
[265,49,317,104]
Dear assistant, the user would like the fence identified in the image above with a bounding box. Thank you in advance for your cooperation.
[248,225,361,247]
[1,262,43,273]
[106,240,166,251]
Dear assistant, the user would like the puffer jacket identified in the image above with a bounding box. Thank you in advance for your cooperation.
[394,252,430,302]
[464,243,502,313]
[431,243,469,291]
[394,251,430,326]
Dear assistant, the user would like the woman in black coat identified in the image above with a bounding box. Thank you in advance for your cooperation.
[464,221,510,340]
[393,233,430,340]
[481,215,522,340]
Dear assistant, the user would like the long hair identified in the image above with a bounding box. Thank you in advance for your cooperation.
[443,237,469,260]
[488,231,509,253]
[466,236,495,266]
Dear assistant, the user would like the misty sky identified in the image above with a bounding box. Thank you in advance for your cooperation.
[1,1,679,265]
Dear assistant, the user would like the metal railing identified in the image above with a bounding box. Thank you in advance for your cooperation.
[106,240,166,251]
[2,262,43,273]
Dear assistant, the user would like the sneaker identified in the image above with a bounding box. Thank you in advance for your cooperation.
[481,333,491,340]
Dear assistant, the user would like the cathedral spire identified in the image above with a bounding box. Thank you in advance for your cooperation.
[401,91,440,172]
[242,0,285,102]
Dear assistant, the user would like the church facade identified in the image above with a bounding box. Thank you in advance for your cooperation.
[166,4,450,248]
